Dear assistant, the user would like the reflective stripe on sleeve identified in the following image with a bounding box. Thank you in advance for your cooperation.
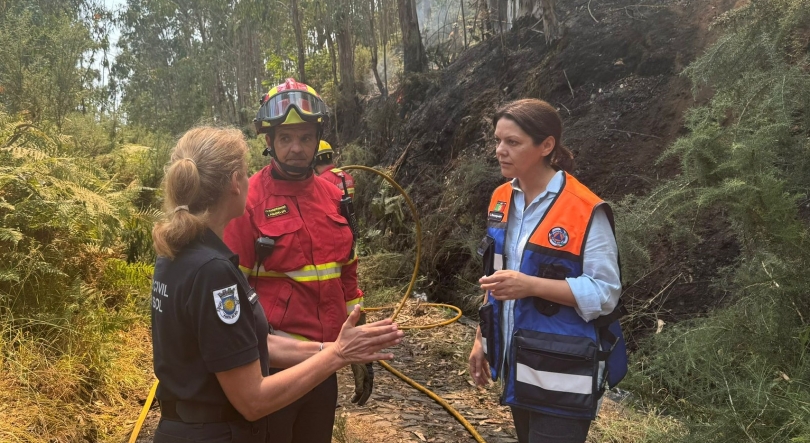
[346,296,364,314]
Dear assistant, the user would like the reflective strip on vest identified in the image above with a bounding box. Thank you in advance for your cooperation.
[493,253,504,272]
[515,362,593,395]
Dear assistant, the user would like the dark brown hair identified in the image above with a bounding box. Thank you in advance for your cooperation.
[492,99,575,173]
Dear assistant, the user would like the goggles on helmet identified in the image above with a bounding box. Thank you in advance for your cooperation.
[254,90,330,133]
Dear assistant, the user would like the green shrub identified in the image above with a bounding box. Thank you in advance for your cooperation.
[621,1,810,441]
[0,111,155,441]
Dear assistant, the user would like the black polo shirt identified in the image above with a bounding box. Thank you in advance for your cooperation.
[151,228,270,408]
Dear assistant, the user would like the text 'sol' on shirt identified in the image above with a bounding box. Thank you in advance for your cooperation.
[151,229,270,406]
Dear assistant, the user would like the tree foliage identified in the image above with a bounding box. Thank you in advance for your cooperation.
[617,1,810,440]
[0,1,101,128]
[0,3,164,439]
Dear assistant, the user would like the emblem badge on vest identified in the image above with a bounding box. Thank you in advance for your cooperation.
[488,211,504,222]
[548,227,569,248]
[213,284,240,324]
[494,201,506,212]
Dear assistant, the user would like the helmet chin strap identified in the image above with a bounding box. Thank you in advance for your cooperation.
[264,138,320,178]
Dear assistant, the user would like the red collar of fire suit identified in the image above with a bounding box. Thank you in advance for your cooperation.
[263,162,316,196]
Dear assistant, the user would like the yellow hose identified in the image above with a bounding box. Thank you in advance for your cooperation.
[129,379,158,443]
[378,360,486,443]
[342,165,419,322]
[129,165,486,443]
[343,165,487,443]
[365,303,462,329]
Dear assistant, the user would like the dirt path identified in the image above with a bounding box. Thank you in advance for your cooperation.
[335,307,629,443]
[334,310,516,443]
[133,306,627,443]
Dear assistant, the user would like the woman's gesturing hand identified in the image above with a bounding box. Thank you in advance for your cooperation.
[479,270,532,301]
[469,328,491,386]
[332,305,403,365]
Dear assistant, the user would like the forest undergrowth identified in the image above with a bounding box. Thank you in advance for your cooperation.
[610,1,810,441]
[0,112,164,441]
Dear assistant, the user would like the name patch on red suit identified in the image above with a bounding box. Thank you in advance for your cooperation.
[264,205,289,218]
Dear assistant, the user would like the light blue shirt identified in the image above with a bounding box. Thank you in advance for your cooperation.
[501,171,622,360]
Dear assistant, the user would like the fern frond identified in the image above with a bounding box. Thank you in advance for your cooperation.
[0,227,23,244]
[0,268,21,283]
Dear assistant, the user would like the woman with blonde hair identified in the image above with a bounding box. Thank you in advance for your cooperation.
[149,126,402,442]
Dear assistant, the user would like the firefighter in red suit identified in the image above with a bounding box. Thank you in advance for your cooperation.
[314,140,355,198]
[223,79,372,443]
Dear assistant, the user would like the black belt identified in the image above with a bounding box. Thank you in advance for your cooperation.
[160,400,243,423]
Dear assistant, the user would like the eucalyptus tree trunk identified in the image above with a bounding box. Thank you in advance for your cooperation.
[485,0,505,34]
[291,0,307,83]
[540,0,560,44]
[460,0,468,48]
[368,0,386,97]
[397,0,427,73]
[517,0,532,16]
[336,9,359,137]
[325,33,339,86]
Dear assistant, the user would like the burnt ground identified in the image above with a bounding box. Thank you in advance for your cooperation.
[357,0,747,335]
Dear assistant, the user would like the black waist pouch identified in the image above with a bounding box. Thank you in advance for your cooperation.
[512,328,599,417]
[478,303,498,378]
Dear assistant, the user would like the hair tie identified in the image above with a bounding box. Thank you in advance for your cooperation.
[173,205,189,213]
[183,158,197,166]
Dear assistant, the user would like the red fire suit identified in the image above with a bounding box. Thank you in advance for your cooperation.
[318,165,355,198]
[223,163,363,343]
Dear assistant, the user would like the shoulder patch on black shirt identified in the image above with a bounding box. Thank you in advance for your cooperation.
[213,284,240,324]
[264,205,289,218]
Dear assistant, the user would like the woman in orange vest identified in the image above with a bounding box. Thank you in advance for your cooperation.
[468,99,626,443]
